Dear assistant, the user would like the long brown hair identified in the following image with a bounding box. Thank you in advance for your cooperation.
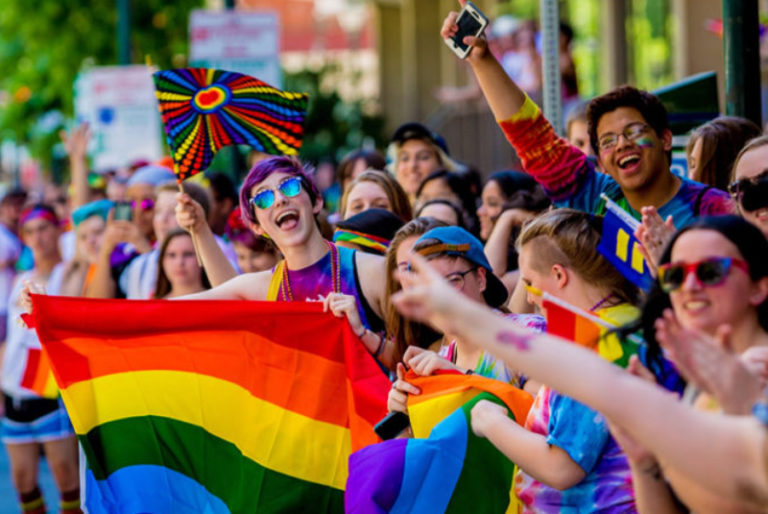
[154,228,211,299]
[385,217,448,362]
[517,209,640,306]
[686,116,761,190]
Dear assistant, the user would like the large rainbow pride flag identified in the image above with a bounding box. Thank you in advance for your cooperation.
[346,372,533,513]
[27,295,390,513]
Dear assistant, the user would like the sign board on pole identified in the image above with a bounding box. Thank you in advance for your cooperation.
[189,10,282,88]
[74,66,164,172]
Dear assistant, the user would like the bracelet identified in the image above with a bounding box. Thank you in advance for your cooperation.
[465,369,474,375]
[356,326,367,339]
[373,332,387,358]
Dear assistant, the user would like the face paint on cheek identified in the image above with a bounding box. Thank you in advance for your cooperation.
[496,331,534,351]
[635,137,654,149]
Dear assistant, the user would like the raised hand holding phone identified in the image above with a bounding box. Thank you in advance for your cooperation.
[442,1,489,59]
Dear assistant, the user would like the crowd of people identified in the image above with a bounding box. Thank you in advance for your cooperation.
[3,3,768,513]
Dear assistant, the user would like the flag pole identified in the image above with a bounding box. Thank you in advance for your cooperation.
[176,170,203,266]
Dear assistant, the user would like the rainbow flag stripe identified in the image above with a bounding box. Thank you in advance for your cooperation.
[346,372,533,513]
[332,229,389,254]
[20,347,58,399]
[28,295,390,513]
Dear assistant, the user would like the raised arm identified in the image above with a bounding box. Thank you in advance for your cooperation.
[60,124,92,209]
[392,253,768,507]
[441,3,593,203]
[175,193,238,286]
[440,4,525,120]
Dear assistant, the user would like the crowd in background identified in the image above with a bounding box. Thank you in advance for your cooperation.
[2,4,768,513]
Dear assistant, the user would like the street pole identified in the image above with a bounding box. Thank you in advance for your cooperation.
[223,0,245,180]
[540,0,563,135]
[117,0,131,64]
[722,0,761,126]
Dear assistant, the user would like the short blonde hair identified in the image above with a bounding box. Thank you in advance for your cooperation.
[517,209,640,305]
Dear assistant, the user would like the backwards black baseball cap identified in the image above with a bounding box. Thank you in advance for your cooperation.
[390,122,450,156]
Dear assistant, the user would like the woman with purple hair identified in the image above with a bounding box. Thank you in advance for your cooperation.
[173,156,393,367]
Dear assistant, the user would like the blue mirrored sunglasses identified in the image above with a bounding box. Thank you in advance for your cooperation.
[250,177,303,210]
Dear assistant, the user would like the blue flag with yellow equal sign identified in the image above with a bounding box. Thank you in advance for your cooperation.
[597,195,655,292]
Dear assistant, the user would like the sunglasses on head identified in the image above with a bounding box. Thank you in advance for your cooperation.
[250,176,304,210]
[657,256,749,293]
[728,173,768,212]
[130,198,155,211]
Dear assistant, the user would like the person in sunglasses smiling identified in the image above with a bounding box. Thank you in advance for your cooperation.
[729,135,768,239]
[625,214,768,513]
[175,156,391,365]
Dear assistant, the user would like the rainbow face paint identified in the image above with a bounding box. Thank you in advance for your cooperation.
[634,136,654,148]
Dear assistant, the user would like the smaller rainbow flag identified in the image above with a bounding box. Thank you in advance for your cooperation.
[346,371,533,514]
[20,348,58,399]
[540,293,641,367]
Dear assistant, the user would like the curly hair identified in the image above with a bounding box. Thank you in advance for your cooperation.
[587,85,670,159]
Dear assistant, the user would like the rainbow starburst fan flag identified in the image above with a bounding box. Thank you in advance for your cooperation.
[345,371,534,514]
[27,295,389,513]
[153,68,309,180]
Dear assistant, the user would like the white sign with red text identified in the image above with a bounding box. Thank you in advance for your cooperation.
[189,10,282,88]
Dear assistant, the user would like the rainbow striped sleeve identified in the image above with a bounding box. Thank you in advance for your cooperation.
[28,295,390,513]
[498,96,592,202]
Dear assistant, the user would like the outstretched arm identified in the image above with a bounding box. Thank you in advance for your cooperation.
[392,253,768,507]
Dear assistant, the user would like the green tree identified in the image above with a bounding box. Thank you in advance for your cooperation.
[0,1,201,169]
[283,65,386,165]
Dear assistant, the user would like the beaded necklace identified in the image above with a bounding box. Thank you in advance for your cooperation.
[589,293,616,312]
[280,241,340,302]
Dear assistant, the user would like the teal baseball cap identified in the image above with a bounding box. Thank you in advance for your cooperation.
[414,226,508,307]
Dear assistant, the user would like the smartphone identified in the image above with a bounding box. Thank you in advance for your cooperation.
[444,1,489,59]
[374,411,411,440]
[113,201,132,222]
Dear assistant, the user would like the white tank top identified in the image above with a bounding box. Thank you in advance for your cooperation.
[1,263,65,399]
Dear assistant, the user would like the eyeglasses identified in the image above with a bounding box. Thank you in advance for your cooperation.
[727,173,768,212]
[597,122,651,152]
[130,198,155,211]
[444,268,477,290]
[250,177,303,210]
[657,257,749,293]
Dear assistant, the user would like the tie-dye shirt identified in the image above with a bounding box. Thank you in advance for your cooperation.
[514,303,641,513]
[514,387,636,513]
[498,95,734,226]
[271,245,383,332]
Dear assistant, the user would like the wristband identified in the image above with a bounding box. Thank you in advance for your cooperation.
[373,333,386,358]
[465,369,474,375]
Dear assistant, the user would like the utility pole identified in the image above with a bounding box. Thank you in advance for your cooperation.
[117,0,131,64]
[540,0,562,135]
[722,0,761,126]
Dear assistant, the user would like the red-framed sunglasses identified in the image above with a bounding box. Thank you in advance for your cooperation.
[657,257,749,293]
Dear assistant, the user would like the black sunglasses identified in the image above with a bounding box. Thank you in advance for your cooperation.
[728,173,768,212]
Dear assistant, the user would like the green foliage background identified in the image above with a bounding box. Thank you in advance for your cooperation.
[0,1,201,171]
[497,0,675,98]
